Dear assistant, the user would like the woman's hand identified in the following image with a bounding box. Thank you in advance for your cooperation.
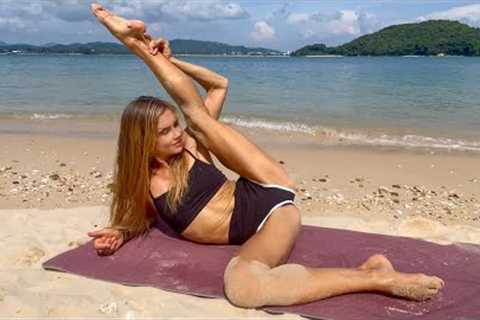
[87,227,125,256]
[145,34,172,59]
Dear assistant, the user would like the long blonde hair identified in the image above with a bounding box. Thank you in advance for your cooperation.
[110,96,190,238]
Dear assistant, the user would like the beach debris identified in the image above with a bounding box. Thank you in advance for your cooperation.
[16,246,45,266]
[99,302,118,315]
[378,186,391,194]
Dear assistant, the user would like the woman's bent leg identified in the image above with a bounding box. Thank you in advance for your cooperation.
[223,205,444,308]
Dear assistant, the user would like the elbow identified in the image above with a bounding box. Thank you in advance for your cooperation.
[220,77,229,89]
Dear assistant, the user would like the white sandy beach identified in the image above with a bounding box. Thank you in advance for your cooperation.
[2,205,480,318]
[1,125,480,318]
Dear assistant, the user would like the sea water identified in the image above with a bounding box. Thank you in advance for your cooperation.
[1,55,479,151]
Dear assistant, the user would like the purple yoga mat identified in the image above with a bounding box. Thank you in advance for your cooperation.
[42,217,480,320]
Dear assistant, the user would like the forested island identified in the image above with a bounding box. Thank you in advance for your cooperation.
[3,20,480,57]
[0,39,282,56]
[292,20,480,56]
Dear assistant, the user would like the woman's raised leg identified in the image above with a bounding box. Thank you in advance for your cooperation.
[91,3,295,188]
[224,205,445,308]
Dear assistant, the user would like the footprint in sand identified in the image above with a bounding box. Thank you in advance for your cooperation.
[0,287,7,302]
[15,246,45,266]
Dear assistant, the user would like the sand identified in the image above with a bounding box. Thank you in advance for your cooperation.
[1,122,479,318]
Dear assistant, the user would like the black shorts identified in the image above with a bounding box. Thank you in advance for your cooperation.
[228,177,296,245]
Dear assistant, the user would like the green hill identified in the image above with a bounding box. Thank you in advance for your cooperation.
[0,39,282,55]
[292,20,480,56]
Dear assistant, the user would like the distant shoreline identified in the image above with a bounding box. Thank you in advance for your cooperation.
[0,52,289,57]
[2,52,480,58]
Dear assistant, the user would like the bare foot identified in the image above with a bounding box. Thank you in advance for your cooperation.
[386,272,445,301]
[360,254,445,301]
[90,3,148,47]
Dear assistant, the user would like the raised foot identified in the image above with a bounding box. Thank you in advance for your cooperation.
[90,3,147,44]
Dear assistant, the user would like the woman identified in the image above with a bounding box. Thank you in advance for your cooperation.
[87,4,444,308]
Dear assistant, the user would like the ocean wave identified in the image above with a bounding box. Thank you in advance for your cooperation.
[221,116,317,135]
[29,113,73,120]
[331,131,480,152]
[221,115,480,152]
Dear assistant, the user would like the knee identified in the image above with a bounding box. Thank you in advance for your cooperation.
[223,257,269,308]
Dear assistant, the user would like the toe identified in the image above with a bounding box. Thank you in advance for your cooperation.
[91,3,104,15]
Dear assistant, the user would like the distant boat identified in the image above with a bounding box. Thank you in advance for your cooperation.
[437,53,446,57]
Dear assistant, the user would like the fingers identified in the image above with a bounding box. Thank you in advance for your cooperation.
[94,239,117,255]
[148,37,170,56]
[93,233,123,254]
[88,229,109,238]
[97,247,113,256]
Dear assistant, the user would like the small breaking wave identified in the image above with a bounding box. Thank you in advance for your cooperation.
[324,130,480,152]
[221,115,480,152]
[221,115,317,135]
[29,113,73,120]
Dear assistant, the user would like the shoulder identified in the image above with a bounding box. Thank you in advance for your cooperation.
[150,170,170,198]
[184,130,213,164]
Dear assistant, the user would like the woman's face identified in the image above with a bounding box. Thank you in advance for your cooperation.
[155,108,185,160]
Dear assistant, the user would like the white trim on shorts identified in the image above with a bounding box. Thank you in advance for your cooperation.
[242,178,297,232]
[245,177,297,195]
[256,199,295,232]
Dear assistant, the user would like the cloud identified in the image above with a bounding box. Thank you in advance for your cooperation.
[286,9,380,40]
[0,0,249,25]
[250,21,275,41]
[0,16,28,31]
[265,3,290,23]
[418,4,480,27]
[162,1,248,21]
[102,0,249,23]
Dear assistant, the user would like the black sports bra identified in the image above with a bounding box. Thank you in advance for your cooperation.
[151,148,227,233]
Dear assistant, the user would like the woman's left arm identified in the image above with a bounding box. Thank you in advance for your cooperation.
[170,57,228,120]
[147,37,228,120]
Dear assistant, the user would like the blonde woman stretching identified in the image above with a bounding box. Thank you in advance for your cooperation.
[87,4,444,309]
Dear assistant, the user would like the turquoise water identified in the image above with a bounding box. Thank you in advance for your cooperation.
[1,55,479,151]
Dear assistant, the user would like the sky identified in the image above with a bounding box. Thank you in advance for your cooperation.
[1,0,480,52]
